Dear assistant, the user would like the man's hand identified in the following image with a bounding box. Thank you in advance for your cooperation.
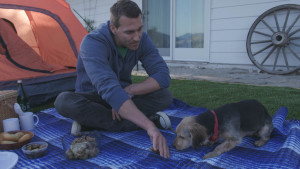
[112,109,122,121]
[117,99,170,158]
[147,127,170,158]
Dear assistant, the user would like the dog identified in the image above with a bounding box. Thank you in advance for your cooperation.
[173,99,273,159]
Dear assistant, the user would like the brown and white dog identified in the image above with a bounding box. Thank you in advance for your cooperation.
[173,99,273,159]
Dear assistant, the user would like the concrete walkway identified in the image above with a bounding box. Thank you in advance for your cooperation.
[133,66,300,89]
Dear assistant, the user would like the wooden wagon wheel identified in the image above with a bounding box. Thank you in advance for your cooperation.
[247,4,300,75]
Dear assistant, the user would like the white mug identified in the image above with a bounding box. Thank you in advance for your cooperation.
[3,118,20,132]
[19,112,39,131]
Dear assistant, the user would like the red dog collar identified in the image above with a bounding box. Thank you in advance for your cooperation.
[209,110,218,142]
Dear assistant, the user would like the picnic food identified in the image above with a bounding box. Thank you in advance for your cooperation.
[1,132,19,142]
[1,140,16,144]
[18,133,32,142]
[0,131,34,150]
[15,131,25,138]
[22,141,48,159]
[25,143,47,151]
[65,135,99,160]
[0,131,27,143]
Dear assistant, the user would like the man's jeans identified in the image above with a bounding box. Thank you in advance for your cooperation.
[54,88,173,131]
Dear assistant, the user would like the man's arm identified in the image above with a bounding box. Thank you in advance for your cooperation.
[117,99,170,158]
[124,77,160,95]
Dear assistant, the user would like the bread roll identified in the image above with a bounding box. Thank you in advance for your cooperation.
[15,132,25,139]
[18,133,31,142]
[2,132,19,142]
[0,132,4,141]
[1,140,17,144]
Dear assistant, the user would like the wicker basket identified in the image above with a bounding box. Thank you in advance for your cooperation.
[0,90,18,132]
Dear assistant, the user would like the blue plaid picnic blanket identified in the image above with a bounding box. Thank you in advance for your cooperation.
[1,98,300,169]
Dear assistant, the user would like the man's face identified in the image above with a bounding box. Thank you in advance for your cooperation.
[110,15,143,50]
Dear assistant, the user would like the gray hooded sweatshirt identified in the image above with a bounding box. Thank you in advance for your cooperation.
[75,21,170,111]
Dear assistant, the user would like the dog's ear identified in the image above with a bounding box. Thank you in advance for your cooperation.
[190,123,207,149]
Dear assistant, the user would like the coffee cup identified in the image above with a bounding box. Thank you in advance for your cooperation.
[19,112,39,131]
[3,118,20,132]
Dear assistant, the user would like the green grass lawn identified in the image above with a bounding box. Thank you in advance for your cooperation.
[32,75,300,120]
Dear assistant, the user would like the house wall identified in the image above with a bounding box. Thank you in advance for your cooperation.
[210,0,300,67]
[66,0,300,69]
[65,0,141,29]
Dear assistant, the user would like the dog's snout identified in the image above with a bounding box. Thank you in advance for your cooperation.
[172,142,177,148]
[173,136,192,150]
[173,137,182,150]
[172,138,179,149]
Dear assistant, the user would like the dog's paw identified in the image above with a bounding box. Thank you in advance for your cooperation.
[203,152,218,159]
[254,139,268,147]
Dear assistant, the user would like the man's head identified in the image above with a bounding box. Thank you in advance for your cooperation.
[110,0,142,28]
[110,0,143,50]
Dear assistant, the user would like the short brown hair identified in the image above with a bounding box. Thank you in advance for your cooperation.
[110,0,142,28]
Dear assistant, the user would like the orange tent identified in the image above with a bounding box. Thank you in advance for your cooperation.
[0,0,88,105]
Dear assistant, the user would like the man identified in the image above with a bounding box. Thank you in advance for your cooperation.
[54,0,173,158]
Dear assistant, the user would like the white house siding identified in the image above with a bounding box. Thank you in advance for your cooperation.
[65,0,113,28]
[66,0,300,69]
[66,0,142,28]
[210,0,300,67]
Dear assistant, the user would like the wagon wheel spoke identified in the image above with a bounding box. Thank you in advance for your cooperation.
[287,46,300,61]
[261,46,277,65]
[286,13,300,34]
[251,40,272,44]
[273,12,280,32]
[246,4,300,74]
[282,8,290,32]
[253,44,273,56]
[262,20,275,33]
[253,31,272,37]
[288,28,300,37]
[290,36,300,40]
[273,47,280,71]
[282,47,290,70]
[290,42,300,47]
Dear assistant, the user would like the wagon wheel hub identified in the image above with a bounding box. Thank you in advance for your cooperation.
[272,32,289,47]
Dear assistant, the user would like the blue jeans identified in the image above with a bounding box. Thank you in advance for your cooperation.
[54,88,173,131]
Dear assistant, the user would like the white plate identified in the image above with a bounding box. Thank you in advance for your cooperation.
[0,152,18,169]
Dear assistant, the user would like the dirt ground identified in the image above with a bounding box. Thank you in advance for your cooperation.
[133,66,300,89]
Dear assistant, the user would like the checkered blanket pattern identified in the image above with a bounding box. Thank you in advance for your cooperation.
[2,98,300,169]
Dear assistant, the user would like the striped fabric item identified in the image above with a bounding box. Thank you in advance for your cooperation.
[2,98,299,169]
